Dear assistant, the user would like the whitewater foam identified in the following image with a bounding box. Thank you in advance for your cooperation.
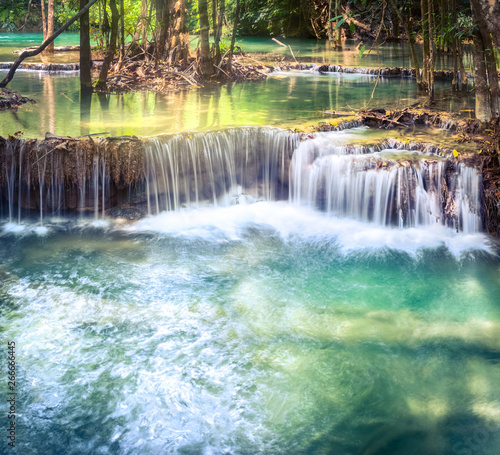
[126,202,494,258]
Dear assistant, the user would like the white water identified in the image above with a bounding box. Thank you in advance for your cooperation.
[1,128,484,235]
[126,202,493,258]
[144,128,298,214]
[289,133,482,233]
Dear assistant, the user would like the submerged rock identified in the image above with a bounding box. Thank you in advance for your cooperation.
[106,206,145,220]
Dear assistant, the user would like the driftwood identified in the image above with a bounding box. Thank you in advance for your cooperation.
[0,88,35,111]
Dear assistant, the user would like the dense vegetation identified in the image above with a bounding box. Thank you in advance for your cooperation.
[1,0,499,121]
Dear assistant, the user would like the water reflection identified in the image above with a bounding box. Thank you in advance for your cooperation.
[1,70,475,138]
[1,33,475,69]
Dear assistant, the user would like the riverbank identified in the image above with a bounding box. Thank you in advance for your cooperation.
[92,54,269,93]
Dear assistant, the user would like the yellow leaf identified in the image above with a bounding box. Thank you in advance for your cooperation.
[382,162,387,166]
[453,149,459,157]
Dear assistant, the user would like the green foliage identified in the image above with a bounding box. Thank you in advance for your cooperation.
[55,0,80,31]
[358,43,365,57]
[0,1,29,31]
[238,0,303,36]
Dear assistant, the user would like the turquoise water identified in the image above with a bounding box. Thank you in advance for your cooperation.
[0,32,474,68]
[0,32,83,63]
[1,205,499,454]
[220,37,475,70]
[1,32,497,455]
[0,32,475,138]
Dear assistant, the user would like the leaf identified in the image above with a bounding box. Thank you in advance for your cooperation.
[350,22,355,33]
[453,149,459,157]
[359,44,366,58]
[329,15,344,22]
[335,18,346,29]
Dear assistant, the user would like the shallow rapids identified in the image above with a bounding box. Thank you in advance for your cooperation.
[1,203,499,454]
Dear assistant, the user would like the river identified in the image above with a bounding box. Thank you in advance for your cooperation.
[1,33,499,455]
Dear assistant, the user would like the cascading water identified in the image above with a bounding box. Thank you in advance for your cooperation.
[289,133,482,233]
[0,128,483,233]
[143,128,298,214]
[1,129,498,455]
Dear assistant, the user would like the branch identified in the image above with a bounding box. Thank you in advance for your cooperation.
[0,0,99,88]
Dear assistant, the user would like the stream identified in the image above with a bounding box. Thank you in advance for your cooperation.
[1,33,499,455]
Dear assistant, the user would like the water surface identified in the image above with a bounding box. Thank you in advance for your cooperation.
[1,71,474,138]
[1,205,499,454]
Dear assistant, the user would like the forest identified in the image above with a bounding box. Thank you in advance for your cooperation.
[1,2,500,455]
[1,0,499,121]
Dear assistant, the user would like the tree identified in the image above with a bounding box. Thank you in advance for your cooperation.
[469,0,500,50]
[169,0,190,64]
[46,0,55,53]
[96,0,119,90]
[198,0,214,77]
[80,0,92,95]
[228,0,241,72]
[469,0,499,121]
[387,0,422,88]
[212,0,225,65]
[0,0,99,88]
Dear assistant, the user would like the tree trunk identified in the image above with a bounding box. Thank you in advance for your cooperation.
[80,0,92,95]
[391,8,400,39]
[198,0,213,77]
[102,0,110,48]
[388,0,422,87]
[228,0,240,72]
[327,0,334,41]
[169,0,190,64]
[215,0,225,65]
[469,0,500,51]
[457,41,467,89]
[472,32,491,122]
[451,0,458,90]
[212,0,219,62]
[0,0,99,88]
[155,0,170,61]
[41,0,47,40]
[470,0,499,118]
[427,0,435,99]
[96,0,119,90]
[335,0,342,48]
[139,0,148,48]
[45,0,55,53]
[484,43,499,117]
[421,0,429,90]
[120,0,125,58]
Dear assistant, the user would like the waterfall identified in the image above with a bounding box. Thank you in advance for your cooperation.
[289,134,482,233]
[143,128,299,214]
[0,129,484,233]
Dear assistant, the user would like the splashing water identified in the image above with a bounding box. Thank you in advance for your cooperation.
[1,126,498,455]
